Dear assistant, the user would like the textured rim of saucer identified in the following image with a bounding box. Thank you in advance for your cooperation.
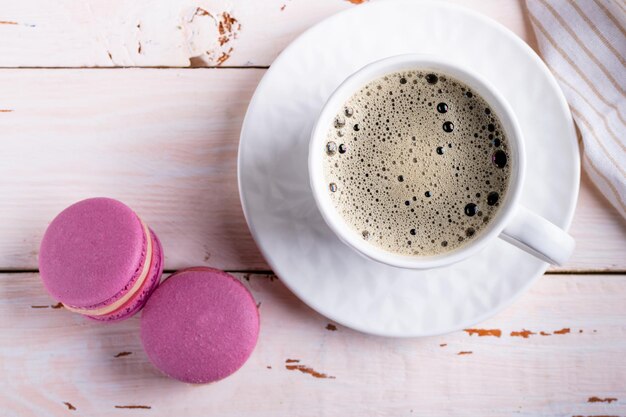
[237,0,579,337]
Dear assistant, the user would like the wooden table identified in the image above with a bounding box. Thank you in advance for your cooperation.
[1,1,625,416]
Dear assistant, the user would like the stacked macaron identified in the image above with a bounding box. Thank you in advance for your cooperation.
[39,198,164,321]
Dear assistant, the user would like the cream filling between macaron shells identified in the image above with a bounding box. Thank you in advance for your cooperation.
[63,220,154,317]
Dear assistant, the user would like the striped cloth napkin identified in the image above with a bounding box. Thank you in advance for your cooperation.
[525,0,626,218]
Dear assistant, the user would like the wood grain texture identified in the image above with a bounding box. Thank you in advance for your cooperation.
[0,68,624,272]
[0,0,536,68]
[1,272,625,417]
[0,2,624,415]
[0,68,266,271]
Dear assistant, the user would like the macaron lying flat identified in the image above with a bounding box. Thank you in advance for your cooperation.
[140,267,260,384]
[39,198,164,322]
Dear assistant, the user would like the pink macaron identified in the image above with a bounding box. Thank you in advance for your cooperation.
[39,198,164,322]
[140,267,260,384]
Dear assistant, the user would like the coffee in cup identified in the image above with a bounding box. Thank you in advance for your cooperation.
[322,69,511,256]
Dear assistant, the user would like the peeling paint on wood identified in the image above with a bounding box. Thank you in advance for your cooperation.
[457,351,473,355]
[285,359,300,363]
[285,364,336,379]
[184,7,241,67]
[510,329,536,338]
[63,402,76,411]
[464,328,501,337]
[587,397,618,403]
[31,302,63,309]
[217,12,241,46]
[114,405,151,409]
[194,7,213,18]
[216,47,234,66]
[511,328,574,337]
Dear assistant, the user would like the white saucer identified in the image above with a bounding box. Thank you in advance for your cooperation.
[238,0,579,337]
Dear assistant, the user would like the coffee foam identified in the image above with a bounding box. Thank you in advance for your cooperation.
[323,70,511,256]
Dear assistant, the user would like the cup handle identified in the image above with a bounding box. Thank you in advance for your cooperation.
[499,205,575,266]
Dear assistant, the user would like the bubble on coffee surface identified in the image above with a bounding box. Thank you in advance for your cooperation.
[322,69,511,256]
[487,191,499,206]
[442,121,454,133]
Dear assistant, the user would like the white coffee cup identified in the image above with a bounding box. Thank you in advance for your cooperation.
[309,54,575,269]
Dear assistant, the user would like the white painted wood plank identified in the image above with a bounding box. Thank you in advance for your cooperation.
[0,68,267,271]
[556,171,626,273]
[0,69,623,272]
[0,0,536,67]
[0,272,624,416]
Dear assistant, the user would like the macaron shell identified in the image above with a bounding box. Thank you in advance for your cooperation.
[89,229,164,322]
[39,198,146,308]
[140,268,260,384]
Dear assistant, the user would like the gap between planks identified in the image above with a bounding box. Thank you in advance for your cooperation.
[0,66,270,70]
[0,269,624,275]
